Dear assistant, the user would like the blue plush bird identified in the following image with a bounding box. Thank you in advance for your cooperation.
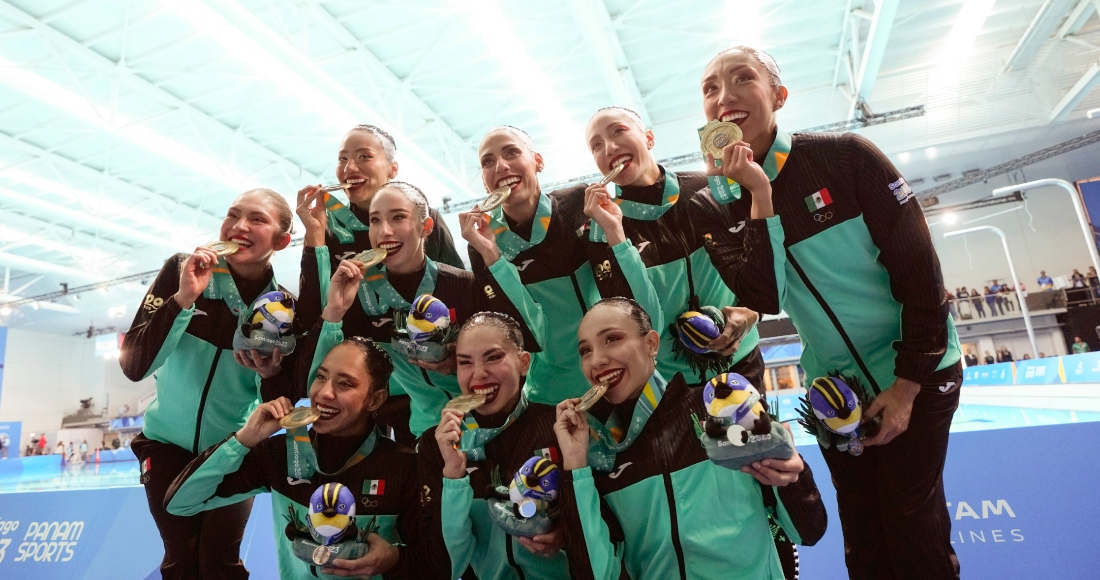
[407,294,451,343]
[675,310,721,354]
[240,290,296,337]
[508,457,561,519]
[808,376,862,435]
[702,373,771,439]
[307,483,357,546]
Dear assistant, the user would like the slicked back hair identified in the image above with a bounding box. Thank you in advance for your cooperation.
[591,297,654,335]
[460,311,525,351]
[349,124,397,162]
[708,45,782,89]
[375,180,430,223]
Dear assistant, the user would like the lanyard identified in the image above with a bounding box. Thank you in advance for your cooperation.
[705,128,792,203]
[586,371,669,472]
[356,259,438,317]
[489,193,554,262]
[285,425,379,480]
[588,170,681,243]
[457,392,530,461]
[202,257,277,318]
[324,193,371,243]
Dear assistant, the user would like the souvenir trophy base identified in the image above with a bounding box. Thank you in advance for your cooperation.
[289,534,369,567]
[391,337,449,364]
[486,497,554,538]
[234,330,296,356]
[701,418,796,471]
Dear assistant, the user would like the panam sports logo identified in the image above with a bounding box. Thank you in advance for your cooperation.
[948,499,1023,545]
[0,518,84,563]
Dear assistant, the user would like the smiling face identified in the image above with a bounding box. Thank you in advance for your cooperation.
[368,186,433,274]
[337,129,399,207]
[701,49,787,149]
[585,109,658,187]
[478,128,543,204]
[576,303,660,405]
[309,343,387,437]
[456,324,530,415]
[219,191,290,268]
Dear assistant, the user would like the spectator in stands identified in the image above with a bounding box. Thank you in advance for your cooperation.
[984,286,1000,316]
[1000,284,1015,312]
[970,288,985,318]
[996,346,1014,363]
[79,440,88,461]
[1071,269,1086,288]
[36,434,46,456]
[956,287,969,300]
[983,351,996,365]
[24,444,32,458]
[67,441,74,458]
[1073,336,1090,354]
[55,441,64,455]
[1021,353,1031,360]
[1037,271,1053,290]
[1039,352,1047,358]
[1089,267,1099,300]
[117,403,131,418]
[946,289,958,319]
[0,433,8,459]
[964,349,978,367]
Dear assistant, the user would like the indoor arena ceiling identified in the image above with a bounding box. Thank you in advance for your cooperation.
[1,0,1100,334]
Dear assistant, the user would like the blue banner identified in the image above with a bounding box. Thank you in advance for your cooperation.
[962,351,1100,386]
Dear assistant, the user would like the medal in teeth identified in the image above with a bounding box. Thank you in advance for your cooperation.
[699,120,743,157]
[202,240,240,256]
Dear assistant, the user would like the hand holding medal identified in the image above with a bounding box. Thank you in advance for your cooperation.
[584,161,627,246]
[235,397,297,448]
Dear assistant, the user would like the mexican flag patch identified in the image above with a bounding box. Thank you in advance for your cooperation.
[363,479,385,495]
[804,187,833,212]
[535,447,561,464]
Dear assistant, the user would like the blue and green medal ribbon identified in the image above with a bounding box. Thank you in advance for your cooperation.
[588,170,681,242]
[356,258,439,317]
[324,193,371,243]
[489,193,554,262]
[202,257,277,318]
[704,128,792,203]
[585,371,669,472]
[456,392,530,461]
[286,425,379,480]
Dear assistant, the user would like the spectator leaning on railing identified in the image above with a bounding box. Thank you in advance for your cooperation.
[984,351,995,365]
[1037,271,1053,290]
[1073,336,1091,354]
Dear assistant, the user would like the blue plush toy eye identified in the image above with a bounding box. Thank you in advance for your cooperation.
[339,503,346,510]
[703,389,715,404]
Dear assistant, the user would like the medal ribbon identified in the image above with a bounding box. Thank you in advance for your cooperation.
[488,193,553,262]
[585,371,669,472]
[588,170,680,243]
[356,258,439,316]
[324,193,371,243]
[705,128,792,204]
[286,424,380,480]
[456,392,530,461]
[202,257,277,318]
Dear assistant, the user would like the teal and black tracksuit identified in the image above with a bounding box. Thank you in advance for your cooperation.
[164,425,420,579]
[290,248,538,443]
[467,185,603,404]
[418,395,586,579]
[583,168,764,387]
[121,253,289,579]
[698,131,963,579]
[559,373,826,580]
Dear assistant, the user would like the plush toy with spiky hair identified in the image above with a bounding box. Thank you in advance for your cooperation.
[392,301,459,364]
[797,372,881,455]
[669,305,735,377]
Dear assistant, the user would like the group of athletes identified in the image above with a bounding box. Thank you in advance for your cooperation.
[118,45,963,580]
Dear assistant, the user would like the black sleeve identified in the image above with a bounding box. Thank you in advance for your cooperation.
[848,134,951,383]
[461,257,543,353]
[120,254,186,381]
[691,192,784,314]
[386,454,424,580]
[262,317,329,401]
[291,246,326,335]
[771,457,827,546]
[427,208,467,270]
[415,428,456,579]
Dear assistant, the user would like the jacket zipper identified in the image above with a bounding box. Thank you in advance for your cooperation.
[662,471,687,580]
[505,534,527,580]
[785,251,881,394]
[192,349,223,454]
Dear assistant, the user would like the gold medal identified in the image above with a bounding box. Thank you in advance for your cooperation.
[311,545,331,565]
[699,120,743,157]
[202,240,240,257]
[596,163,624,187]
[445,393,487,414]
[319,183,352,192]
[280,407,323,429]
[575,381,609,412]
[349,248,387,269]
[478,185,511,212]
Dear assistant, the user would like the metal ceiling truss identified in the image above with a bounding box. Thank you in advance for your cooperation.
[834,0,899,119]
[565,0,652,125]
[1002,0,1080,73]
[0,268,160,310]
[922,191,1026,216]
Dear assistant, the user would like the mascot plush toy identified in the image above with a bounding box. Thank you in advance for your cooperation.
[698,373,795,471]
[488,457,561,537]
[393,294,457,363]
[671,307,734,376]
[797,375,880,456]
[233,290,296,355]
[284,483,372,568]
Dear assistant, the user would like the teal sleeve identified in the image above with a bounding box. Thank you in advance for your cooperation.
[316,245,332,309]
[440,476,476,579]
[143,306,195,380]
[488,257,548,349]
[307,320,345,390]
[764,215,787,306]
[165,436,266,516]
[610,239,664,331]
[571,467,620,580]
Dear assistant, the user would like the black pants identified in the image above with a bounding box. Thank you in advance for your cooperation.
[132,434,252,580]
[820,364,962,580]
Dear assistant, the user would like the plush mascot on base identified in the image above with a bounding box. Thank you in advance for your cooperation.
[671,307,735,377]
[234,290,297,355]
[392,294,457,364]
[797,375,881,456]
[487,456,561,538]
[284,483,373,568]
[698,373,795,470]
